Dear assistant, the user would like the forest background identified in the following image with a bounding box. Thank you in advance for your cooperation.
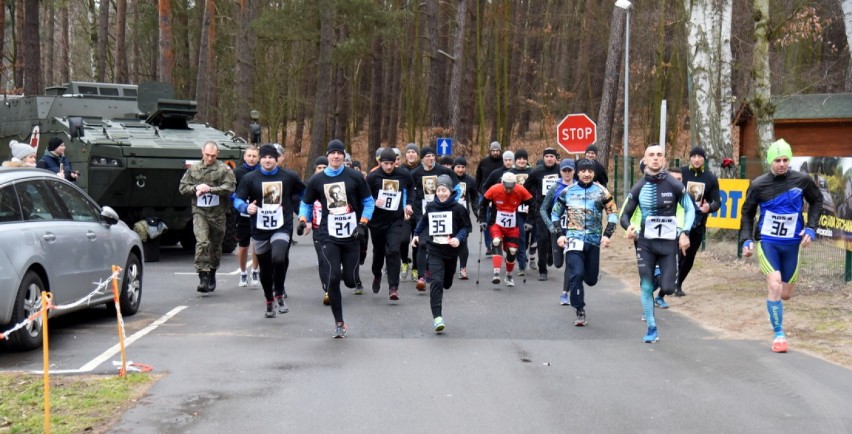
[2,0,851,178]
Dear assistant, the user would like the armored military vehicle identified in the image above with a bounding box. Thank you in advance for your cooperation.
[0,81,245,257]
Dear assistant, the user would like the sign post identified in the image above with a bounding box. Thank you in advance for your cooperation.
[556,113,597,154]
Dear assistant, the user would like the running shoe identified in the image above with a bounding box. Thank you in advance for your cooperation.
[574,310,586,327]
[538,273,547,281]
[491,270,501,285]
[560,292,569,306]
[389,288,399,301]
[238,273,248,287]
[675,287,686,297]
[643,326,659,343]
[275,296,289,314]
[322,292,330,306]
[353,283,364,295]
[433,316,445,332]
[411,269,419,281]
[372,276,381,294]
[251,269,260,286]
[485,246,493,257]
[459,268,469,280]
[416,278,426,291]
[265,302,276,319]
[400,263,410,280]
[772,336,788,353]
[333,322,347,338]
[281,288,288,299]
[504,274,515,287]
[518,269,526,277]
[529,256,537,270]
[654,296,669,309]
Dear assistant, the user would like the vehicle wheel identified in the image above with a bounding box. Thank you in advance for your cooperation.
[6,272,46,351]
[107,254,143,316]
[221,210,238,254]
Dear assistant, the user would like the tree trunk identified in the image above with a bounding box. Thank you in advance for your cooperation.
[425,0,447,127]
[131,0,139,83]
[386,40,402,148]
[46,3,55,87]
[842,0,852,91]
[369,36,384,159]
[97,0,109,81]
[61,4,70,83]
[195,0,216,123]
[308,0,334,173]
[449,0,468,140]
[175,0,191,97]
[14,0,23,89]
[457,1,478,152]
[752,0,774,169]
[596,6,627,166]
[116,0,128,83]
[718,0,734,164]
[159,0,175,84]
[22,0,41,95]
[234,0,259,136]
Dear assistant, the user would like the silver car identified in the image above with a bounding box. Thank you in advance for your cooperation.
[0,168,143,351]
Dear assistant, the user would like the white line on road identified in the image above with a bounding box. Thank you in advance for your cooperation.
[30,306,188,374]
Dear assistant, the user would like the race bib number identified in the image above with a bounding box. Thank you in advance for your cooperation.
[518,204,529,213]
[378,190,401,211]
[564,238,584,252]
[542,175,558,194]
[428,211,452,237]
[760,211,796,239]
[197,193,219,207]
[560,214,569,229]
[643,216,677,240]
[421,194,435,214]
[328,212,356,238]
[257,206,284,230]
[496,210,517,228]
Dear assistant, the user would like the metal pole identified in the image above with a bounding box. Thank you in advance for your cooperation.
[622,7,630,196]
[659,99,667,152]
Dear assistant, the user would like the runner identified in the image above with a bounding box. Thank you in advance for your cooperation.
[677,146,721,296]
[234,144,305,318]
[299,156,332,306]
[539,158,576,298]
[298,139,375,338]
[551,159,619,326]
[524,147,561,280]
[400,143,421,281]
[475,142,505,254]
[619,144,695,343]
[367,148,415,300]
[480,172,533,287]
[452,157,480,280]
[412,175,472,332]
[740,139,822,353]
[509,150,533,276]
[232,145,261,287]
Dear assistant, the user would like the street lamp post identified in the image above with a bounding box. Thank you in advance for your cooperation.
[615,0,632,196]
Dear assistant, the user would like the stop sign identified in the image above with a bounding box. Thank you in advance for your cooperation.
[556,113,597,154]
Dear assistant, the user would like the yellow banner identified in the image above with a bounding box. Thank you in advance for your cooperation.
[706,179,750,229]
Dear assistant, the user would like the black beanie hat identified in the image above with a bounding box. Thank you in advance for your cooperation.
[352,160,362,169]
[327,139,345,155]
[576,158,595,172]
[585,145,599,153]
[379,147,397,163]
[689,146,706,158]
[48,137,64,152]
[543,147,559,158]
[420,146,435,158]
[515,149,529,160]
[453,157,468,167]
[439,156,454,166]
[315,156,329,166]
[259,144,279,159]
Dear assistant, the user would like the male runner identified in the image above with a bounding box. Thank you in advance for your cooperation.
[677,146,721,296]
[525,147,561,280]
[452,157,480,279]
[233,145,260,287]
[480,172,533,287]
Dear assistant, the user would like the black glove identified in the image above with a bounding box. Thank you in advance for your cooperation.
[296,220,307,236]
[524,223,533,232]
[355,223,368,240]
[479,222,487,232]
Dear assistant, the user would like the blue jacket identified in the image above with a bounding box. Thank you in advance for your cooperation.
[37,152,75,182]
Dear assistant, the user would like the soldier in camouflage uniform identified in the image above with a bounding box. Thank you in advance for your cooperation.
[179,141,237,293]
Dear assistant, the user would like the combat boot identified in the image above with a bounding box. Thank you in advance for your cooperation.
[197,271,210,293]
[208,268,217,291]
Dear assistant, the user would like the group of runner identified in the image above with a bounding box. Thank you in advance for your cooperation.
[181,137,822,352]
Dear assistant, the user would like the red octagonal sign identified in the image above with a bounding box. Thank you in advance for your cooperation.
[556,113,597,154]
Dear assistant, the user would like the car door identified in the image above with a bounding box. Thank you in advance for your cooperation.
[45,178,115,306]
[14,179,84,307]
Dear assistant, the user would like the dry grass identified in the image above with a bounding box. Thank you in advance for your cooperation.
[601,233,852,369]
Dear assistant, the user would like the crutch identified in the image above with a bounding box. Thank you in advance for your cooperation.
[475,227,484,285]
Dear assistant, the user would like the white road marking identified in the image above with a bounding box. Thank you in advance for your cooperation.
[30,306,187,374]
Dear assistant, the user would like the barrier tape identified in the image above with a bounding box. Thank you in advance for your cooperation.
[0,270,121,342]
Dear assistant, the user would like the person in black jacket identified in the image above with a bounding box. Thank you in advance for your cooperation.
[475,142,504,251]
[583,145,608,188]
[37,137,78,182]
[523,147,561,279]
[413,175,472,333]
[452,157,480,279]
[676,146,721,296]
[367,148,415,300]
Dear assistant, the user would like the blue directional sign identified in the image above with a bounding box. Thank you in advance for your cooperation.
[437,138,453,156]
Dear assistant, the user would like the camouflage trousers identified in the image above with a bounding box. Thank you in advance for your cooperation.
[193,210,226,272]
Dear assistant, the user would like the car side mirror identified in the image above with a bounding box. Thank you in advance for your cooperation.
[101,206,120,225]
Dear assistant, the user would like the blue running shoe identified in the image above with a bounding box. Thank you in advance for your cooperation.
[560,292,569,306]
[643,326,659,343]
[654,296,669,309]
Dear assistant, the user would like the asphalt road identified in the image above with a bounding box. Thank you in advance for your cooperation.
[2,229,851,433]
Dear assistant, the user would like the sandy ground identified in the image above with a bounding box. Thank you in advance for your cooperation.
[600,232,852,369]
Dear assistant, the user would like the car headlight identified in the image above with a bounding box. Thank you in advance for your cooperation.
[90,156,123,167]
